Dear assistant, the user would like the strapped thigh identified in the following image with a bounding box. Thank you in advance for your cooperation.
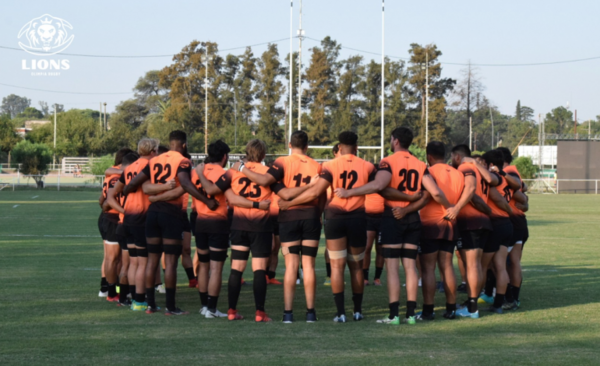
[231,249,250,261]
[328,249,347,260]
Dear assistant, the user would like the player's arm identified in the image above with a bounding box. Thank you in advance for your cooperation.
[234,161,277,187]
[392,191,431,220]
[470,195,492,216]
[99,193,105,207]
[195,165,225,196]
[148,186,185,203]
[318,192,327,214]
[335,170,392,198]
[178,170,219,211]
[379,187,422,202]
[107,181,124,214]
[224,189,270,210]
[504,172,522,191]
[142,179,176,195]
[123,171,149,195]
[279,179,329,211]
[513,191,529,212]
[422,174,452,209]
[445,175,476,221]
[274,176,320,201]
[462,157,499,186]
[489,188,512,215]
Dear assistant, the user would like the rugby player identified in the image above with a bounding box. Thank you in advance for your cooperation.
[279,131,376,323]
[324,143,341,286]
[235,131,323,323]
[124,131,218,316]
[336,127,450,325]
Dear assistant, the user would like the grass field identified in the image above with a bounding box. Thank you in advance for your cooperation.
[1,192,599,365]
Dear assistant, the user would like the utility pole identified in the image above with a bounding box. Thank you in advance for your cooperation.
[469,116,472,151]
[380,0,385,159]
[425,47,429,146]
[538,114,542,172]
[574,109,578,139]
[53,104,57,166]
[489,107,494,148]
[289,0,293,154]
[297,0,304,131]
[99,102,102,130]
[103,103,107,131]
[202,45,214,154]
[234,93,238,148]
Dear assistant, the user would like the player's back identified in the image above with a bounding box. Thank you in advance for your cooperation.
[504,165,526,217]
[321,154,376,219]
[122,159,150,226]
[379,151,428,210]
[229,161,273,232]
[191,165,228,222]
[457,162,492,231]
[103,167,121,218]
[145,150,189,217]
[489,175,512,220]
[365,193,384,216]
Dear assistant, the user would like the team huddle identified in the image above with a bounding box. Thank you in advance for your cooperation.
[97,126,529,324]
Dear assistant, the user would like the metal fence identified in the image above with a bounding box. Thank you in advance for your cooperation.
[522,179,600,194]
[0,172,104,191]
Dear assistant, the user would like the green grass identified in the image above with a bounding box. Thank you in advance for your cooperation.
[1,192,599,365]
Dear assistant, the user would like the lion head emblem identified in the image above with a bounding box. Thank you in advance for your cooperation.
[18,14,74,55]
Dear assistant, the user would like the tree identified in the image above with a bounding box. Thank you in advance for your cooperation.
[134,70,167,113]
[11,140,52,187]
[2,94,31,118]
[544,106,573,135]
[0,115,21,154]
[512,156,538,179]
[515,100,521,121]
[254,44,285,149]
[39,101,49,117]
[452,62,484,122]
[332,55,364,139]
[16,107,44,120]
[358,60,383,147]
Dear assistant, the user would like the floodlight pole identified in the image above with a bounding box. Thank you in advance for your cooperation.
[380,0,385,159]
[289,0,293,154]
[202,46,214,154]
[297,0,304,132]
[469,116,472,151]
[53,104,57,166]
[425,48,429,146]
[103,103,107,131]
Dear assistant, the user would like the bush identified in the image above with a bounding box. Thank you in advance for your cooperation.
[89,154,115,179]
[512,156,538,179]
[11,140,52,188]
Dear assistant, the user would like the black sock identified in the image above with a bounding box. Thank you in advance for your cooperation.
[100,277,108,291]
[199,292,208,307]
[374,267,383,280]
[284,309,293,314]
[389,301,400,319]
[326,263,331,278]
[352,293,363,313]
[228,270,242,310]
[184,267,195,281]
[253,270,267,312]
[146,288,156,308]
[505,284,515,302]
[333,292,345,316]
[406,301,417,318]
[512,286,521,301]
[119,284,129,302]
[166,288,176,311]
[207,295,219,312]
[108,283,117,298]
[267,270,276,280]
[135,292,145,303]
[494,293,505,309]
[446,303,456,312]
[485,269,495,297]
[363,269,369,281]
[467,297,478,313]
[423,304,434,316]
[129,285,136,299]
[307,308,315,314]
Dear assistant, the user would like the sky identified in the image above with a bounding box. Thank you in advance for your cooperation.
[1,0,598,122]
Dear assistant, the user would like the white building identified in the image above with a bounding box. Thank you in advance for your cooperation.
[518,145,557,168]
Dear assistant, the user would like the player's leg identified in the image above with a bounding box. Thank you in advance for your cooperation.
[250,231,272,322]
[437,243,457,318]
[456,230,487,318]
[163,239,184,314]
[327,237,348,322]
[364,229,376,286]
[127,243,137,302]
[399,222,421,322]
[373,240,384,286]
[181,230,196,288]
[103,242,121,302]
[324,248,331,285]
[194,224,211,313]
[98,213,108,297]
[145,239,162,313]
[417,239,438,320]
[281,241,301,320]
[205,237,228,318]
[298,218,321,322]
[491,245,510,313]
[455,249,467,293]
[228,230,249,320]
[345,218,366,321]
[132,225,148,310]
[267,219,281,284]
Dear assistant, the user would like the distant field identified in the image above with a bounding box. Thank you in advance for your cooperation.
[0,192,599,365]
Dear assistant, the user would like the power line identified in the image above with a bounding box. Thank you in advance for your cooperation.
[0,83,133,95]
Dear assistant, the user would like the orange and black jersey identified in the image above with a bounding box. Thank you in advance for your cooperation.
[215,162,278,232]
[504,165,527,229]
[102,167,121,222]
[457,163,493,231]
[489,175,513,221]
[267,154,322,222]
[420,164,465,240]
[118,159,150,226]
[191,165,229,233]
[321,154,377,219]
[365,193,384,216]
[378,151,428,222]
[141,150,191,217]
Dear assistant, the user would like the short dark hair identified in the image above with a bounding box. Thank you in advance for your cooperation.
[497,147,513,164]
[426,141,445,160]
[483,150,504,169]
[169,130,187,143]
[391,127,413,149]
[338,131,358,146]
[332,143,339,155]
[290,130,308,149]
[122,152,140,166]
[205,140,231,163]
[114,147,134,166]
[157,145,169,154]
[451,144,471,157]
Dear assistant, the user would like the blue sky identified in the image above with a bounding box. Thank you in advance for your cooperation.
[1,0,598,122]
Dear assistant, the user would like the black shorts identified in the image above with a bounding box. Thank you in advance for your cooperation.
[182,214,191,233]
[419,238,456,255]
[145,211,184,240]
[98,213,106,240]
[279,219,322,243]
[103,217,121,243]
[366,215,382,233]
[195,231,230,251]
[324,217,366,248]
[116,224,133,250]
[511,226,529,246]
[457,229,490,251]
[484,220,514,253]
[126,225,147,248]
[271,217,279,236]
[230,230,271,258]
[379,216,421,246]
[189,211,198,236]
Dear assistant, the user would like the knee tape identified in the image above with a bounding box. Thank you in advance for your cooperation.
[210,250,228,262]
[328,249,347,260]
[231,249,250,261]
[147,244,162,254]
[282,245,301,256]
[301,246,318,258]
[347,251,365,262]
[382,248,401,258]
[164,245,182,256]
[400,248,418,260]
[136,248,148,258]
[198,252,210,263]
[128,247,137,258]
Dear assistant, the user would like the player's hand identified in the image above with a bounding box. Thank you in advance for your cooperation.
[165,179,176,190]
[149,195,159,203]
[489,165,499,173]
[231,161,242,172]
[334,188,350,198]
[206,199,220,211]
[392,207,407,220]
[196,163,205,176]
[278,199,292,211]
[258,200,271,210]
[407,191,422,202]
[515,203,528,212]
[444,205,459,221]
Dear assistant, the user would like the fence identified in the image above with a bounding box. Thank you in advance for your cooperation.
[522,179,600,194]
[0,172,104,191]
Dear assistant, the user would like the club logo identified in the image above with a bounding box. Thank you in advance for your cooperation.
[18,14,74,56]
